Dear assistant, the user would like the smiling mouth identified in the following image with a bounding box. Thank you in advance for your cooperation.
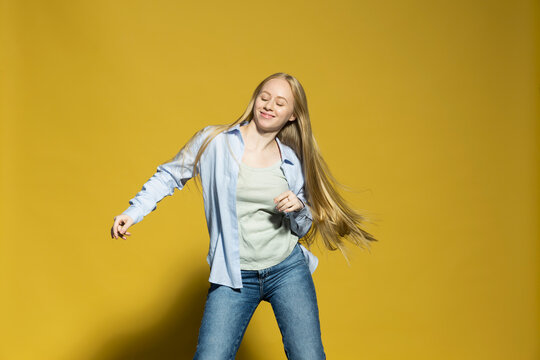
[260,111,275,119]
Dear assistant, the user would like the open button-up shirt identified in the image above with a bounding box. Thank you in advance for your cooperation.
[122,120,318,289]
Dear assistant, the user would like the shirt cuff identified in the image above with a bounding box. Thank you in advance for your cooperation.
[285,203,310,223]
[122,206,143,225]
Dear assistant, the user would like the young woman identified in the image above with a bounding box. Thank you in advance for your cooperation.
[110,72,377,359]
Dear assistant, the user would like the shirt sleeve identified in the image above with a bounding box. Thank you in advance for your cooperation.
[121,125,213,224]
[285,162,313,238]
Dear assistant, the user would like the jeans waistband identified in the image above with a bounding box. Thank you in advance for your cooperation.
[241,242,303,276]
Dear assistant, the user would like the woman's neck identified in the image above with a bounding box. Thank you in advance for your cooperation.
[239,121,282,167]
[240,121,278,153]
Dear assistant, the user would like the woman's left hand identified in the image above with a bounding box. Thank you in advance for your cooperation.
[274,190,305,213]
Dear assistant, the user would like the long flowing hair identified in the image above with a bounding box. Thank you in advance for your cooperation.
[167,72,377,257]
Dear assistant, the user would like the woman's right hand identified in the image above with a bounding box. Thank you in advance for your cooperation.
[111,214,134,240]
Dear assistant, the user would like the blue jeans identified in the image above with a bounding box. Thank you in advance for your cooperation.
[193,243,326,360]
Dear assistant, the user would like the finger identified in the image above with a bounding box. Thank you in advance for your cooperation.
[283,198,303,212]
[275,197,286,211]
[119,223,129,235]
[276,193,292,207]
[277,193,298,211]
[283,204,295,212]
[283,202,297,212]
[119,226,129,239]
[274,190,293,204]
[277,198,292,212]
[113,221,120,239]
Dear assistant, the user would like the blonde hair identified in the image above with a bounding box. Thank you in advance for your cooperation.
[168,72,377,258]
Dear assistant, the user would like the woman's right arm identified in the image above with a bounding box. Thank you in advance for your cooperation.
[118,125,213,226]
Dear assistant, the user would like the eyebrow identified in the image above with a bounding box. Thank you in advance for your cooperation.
[261,90,288,103]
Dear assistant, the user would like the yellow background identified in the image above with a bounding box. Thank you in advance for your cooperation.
[1,0,538,359]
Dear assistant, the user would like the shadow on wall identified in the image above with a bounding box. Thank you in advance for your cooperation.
[90,267,258,360]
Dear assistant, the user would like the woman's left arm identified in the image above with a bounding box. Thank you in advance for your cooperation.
[286,186,313,238]
[274,169,313,238]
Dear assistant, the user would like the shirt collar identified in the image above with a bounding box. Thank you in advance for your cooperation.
[275,136,294,165]
[225,120,294,165]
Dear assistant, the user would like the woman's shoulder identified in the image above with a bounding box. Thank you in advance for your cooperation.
[192,122,251,149]
[191,124,223,143]
[199,123,233,137]
[197,124,218,136]
[189,124,234,153]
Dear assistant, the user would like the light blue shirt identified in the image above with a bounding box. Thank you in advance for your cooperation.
[122,120,318,289]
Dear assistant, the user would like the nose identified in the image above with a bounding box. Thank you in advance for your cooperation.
[263,100,274,111]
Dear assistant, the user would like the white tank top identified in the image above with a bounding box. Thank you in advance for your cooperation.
[236,159,299,270]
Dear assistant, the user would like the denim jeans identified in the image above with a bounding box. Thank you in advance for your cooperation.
[193,242,326,360]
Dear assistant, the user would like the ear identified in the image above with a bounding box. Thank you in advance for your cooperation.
[288,115,296,122]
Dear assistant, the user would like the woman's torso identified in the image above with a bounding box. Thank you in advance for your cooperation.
[236,159,299,270]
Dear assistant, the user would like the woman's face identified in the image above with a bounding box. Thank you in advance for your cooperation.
[253,78,296,133]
